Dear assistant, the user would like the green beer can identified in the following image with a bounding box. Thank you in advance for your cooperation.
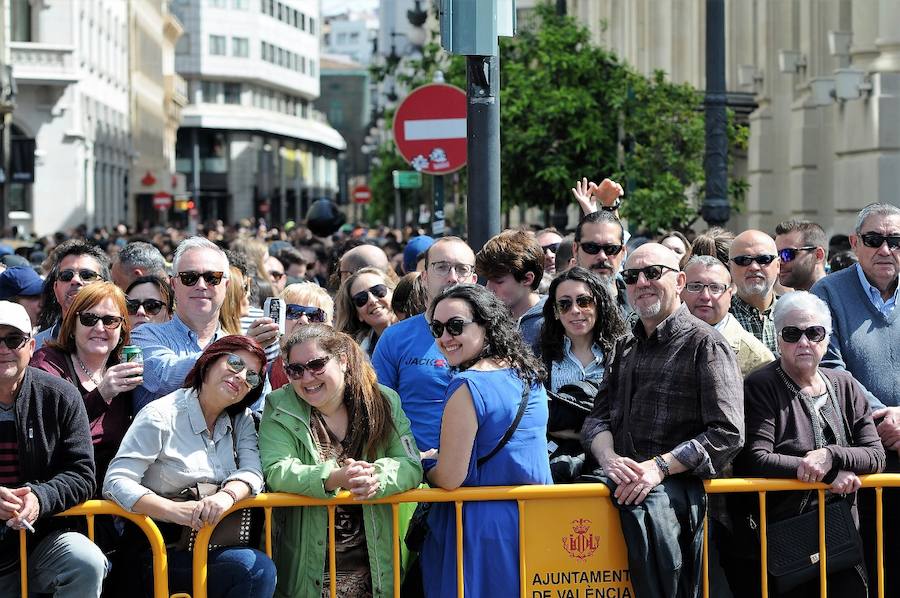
[121,345,143,364]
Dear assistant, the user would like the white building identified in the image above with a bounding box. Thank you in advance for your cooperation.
[171,0,345,226]
[323,13,377,66]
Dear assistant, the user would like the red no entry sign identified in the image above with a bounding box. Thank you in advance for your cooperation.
[393,83,467,175]
[153,192,173,211]
[352,184,372,204]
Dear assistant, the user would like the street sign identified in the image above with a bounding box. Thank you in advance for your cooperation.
[393,83,467,175]
[152,192,172,211]
[393,170,423,189]
[352,184,372,204]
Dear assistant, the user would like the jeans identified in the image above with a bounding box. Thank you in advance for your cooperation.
[143,546,276,598]
[0,530,108,598]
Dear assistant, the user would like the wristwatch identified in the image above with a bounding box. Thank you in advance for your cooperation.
[600,198,621,212]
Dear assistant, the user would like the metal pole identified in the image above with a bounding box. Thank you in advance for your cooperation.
[466,54,501,251]
[191,128,200,235]
[432,175,445,237]
[702,0,729,227]
[394,186,402,229]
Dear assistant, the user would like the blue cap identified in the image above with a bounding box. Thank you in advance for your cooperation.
[0,245,13,256]
[0,267,44,300]
[403,236,435,273]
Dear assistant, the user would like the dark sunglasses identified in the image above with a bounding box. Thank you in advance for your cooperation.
[579,242,623,256]
[0,334,30,350]
[224,353,261,388]
[621,265,679,285]
[58,269,101,283]
[556,295,595,314]
[268,270,285,281]
[126,299,166,316]
[78,312,124,329]
[429,317,475,338]
[286,304,327,322]
[860,233,900,250]
[176,271,225,286]
[778,246,817,262]
[542,243,560,254]
[352,284,389,308]
[731,254,777,267]
[780,325,827,343]
[284,355,332,380]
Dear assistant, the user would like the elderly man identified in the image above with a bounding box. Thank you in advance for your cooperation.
[681,255,774,376]
[728,230,780,353]
[0,302,106,597]
[582,243,744,598]
[338,243,395,282]
[774,220,827,291]
[110,241,167,291]
[574,211,629,315]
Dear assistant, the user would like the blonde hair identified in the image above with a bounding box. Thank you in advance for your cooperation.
[281,282,335,325]
[218,266,245,335]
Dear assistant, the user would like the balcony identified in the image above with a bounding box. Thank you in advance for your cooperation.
[10,42,79,86]
[165,74,189,107]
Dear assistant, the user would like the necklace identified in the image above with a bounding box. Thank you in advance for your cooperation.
[75,355,104,386]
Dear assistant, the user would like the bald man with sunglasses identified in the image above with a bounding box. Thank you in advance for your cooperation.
[728,230,781,353]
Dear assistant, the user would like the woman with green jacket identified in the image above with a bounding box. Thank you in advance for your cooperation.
[259,323,422,598]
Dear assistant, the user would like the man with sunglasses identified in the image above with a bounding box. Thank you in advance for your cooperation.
[536,228,563,276]
[131,237,231,412]
[0,301,107,596]
[582,243,743,598]
[34,240,111,350]
[728,229,781,353]
[774,220,827,291]
[573,211,631,317]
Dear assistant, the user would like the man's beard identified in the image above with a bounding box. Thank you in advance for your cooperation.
[738,277,772,298]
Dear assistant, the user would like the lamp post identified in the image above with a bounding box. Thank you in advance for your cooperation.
[702,0,730,226]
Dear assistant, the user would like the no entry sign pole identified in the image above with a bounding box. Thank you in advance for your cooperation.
[466,55,501,254]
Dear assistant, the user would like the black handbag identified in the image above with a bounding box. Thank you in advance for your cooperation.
[765,496,863,593]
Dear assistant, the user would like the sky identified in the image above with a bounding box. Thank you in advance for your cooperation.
[322,0,379,17]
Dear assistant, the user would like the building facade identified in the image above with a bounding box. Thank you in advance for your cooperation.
[171,0,345,228]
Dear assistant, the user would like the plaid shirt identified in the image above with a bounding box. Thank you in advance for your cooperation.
[729,294,778,354]
[581,304,744,478]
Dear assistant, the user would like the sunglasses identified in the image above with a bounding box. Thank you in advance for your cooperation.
[284,355,332,380]
[778,246,817,262]
[780,325,827,343]
[176,271,225,286]
[58,269,101,283]
[126,299,166,316]
[286,304,327,322]
[268,270,285,281]
[429,317,475,338]
[224,353,261,388]
[78,312,124,329]
[542,243,560,254]
[860,233,900,250]
[621,264,679,285]
[0,334,30,350]
[556,295,595,314]
[579,242,623,256]
[352,284,389,308]
[731,254,777,267]
[684,282,730,296]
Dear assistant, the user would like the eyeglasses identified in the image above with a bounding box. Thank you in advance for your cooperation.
[578,242,623,256]
[556,295,595,314]
[541,243,560,254]
[352,284,389,308]
[284,355,332,380]
[429,317,475,338]
[0,334,29,350]
[224,353,261,388]
[126,299,166,316]
[268,270,285,281]
[429,261,475,278]
[77,312,125,329]
[286,304,327,323]
[621,265,679,285]
[778,246,817,263]
[780,325,827,343]
[731,254,777,267]
[58,269,101,283]
[684,282,730,296]
[176,271,225,286]
[860,233,900,250]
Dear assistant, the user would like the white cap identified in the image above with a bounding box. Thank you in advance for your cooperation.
[0,301,32,334]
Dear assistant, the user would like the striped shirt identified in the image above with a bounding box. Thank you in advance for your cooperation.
[0,405,19,485]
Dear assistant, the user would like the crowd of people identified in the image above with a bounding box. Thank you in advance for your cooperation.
[0,184,897,598]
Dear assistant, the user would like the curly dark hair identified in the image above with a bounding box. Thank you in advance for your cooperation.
[38,239,111,331]
[539,267,626,365]
[428,283,545,385]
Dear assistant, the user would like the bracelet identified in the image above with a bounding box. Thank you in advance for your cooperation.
[221,487,239,505]
[653,455,670,478]
[600,198,621,212]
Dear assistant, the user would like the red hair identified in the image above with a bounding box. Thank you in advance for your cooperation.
[182,335,267,415]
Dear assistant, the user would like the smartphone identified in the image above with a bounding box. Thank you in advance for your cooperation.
[263,297,286,335]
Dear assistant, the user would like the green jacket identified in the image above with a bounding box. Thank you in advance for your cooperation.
[259,383,423,598]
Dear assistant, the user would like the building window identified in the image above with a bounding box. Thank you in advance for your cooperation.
[309,17,316,35]
[232,37,249,57]
[208,0,227,7]
[202,80,223,103]
[209,35,227,55]
[11,0,32,42]
[232,0,249,9]
[224,83,242,105]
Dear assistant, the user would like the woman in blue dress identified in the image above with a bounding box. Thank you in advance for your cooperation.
[422,283,552,598]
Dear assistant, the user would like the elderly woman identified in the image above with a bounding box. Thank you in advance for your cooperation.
[334,266,398,357]
[267,281,334,391]
[737,291,885,598]
[259,324,422,598]
[422,284,552,598]
[103,336,276,598]
[125,275,173,329]
[31,281,142,488]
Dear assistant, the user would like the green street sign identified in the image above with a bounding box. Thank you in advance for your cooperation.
[393,170,423,189]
